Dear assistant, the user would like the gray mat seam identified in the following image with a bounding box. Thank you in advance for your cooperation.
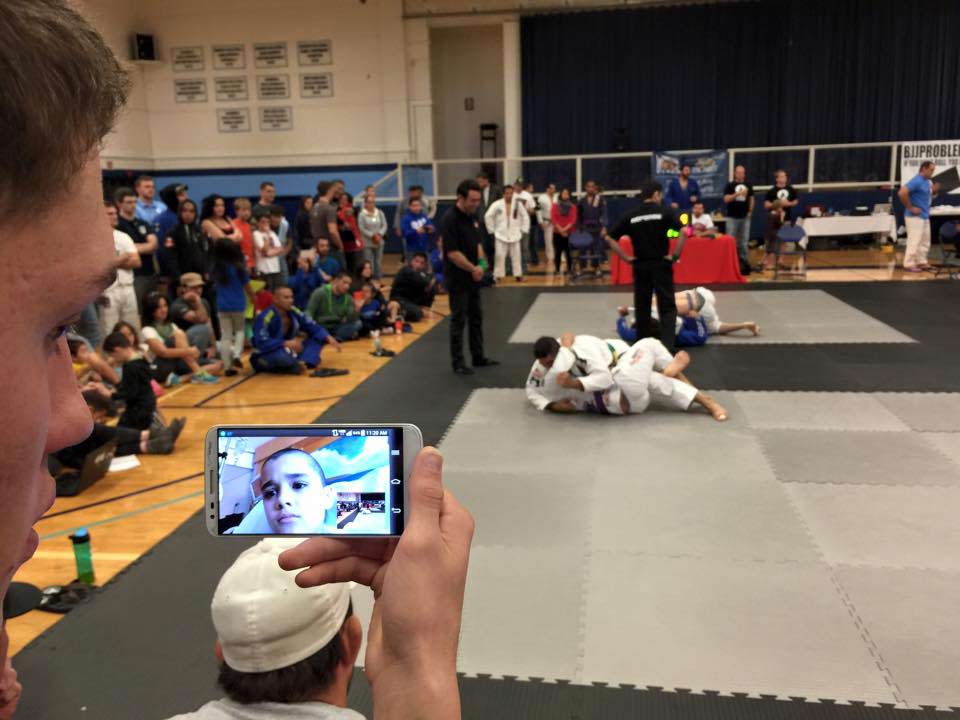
[575,450,597,685]
[437,388,479,447]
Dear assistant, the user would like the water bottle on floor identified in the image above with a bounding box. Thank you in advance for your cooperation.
[70,528,96,585]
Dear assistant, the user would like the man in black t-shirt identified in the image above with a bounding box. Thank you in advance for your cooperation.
[604,182,684,350]
[722,164,755,263]
[763,170,799,221]
[440,179,497,375]
[115,186,158,305]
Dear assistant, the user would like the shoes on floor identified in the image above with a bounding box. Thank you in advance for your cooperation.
[312,367,349,378]
[191,371,220,384]
[904,266,923,273]
[225,368,238,377]
[165,373,182,387]
[231,359,243,369]
[473,357,500,368]
[453,365,475,375]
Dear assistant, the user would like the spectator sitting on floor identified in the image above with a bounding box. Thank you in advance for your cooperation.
[170,273,217,358]
[390,251,437,322]
[140,292,220,385]
[315,236,342,280]
[253,212,284,292]
[306,272,363,341]
[352,261,402,331]
[100,331,161,431]
[689,201,717,238]
[290,252,326,310]
[54,390,186,467]
[251,286,345,377]
[68,338,120,387]
[359,282,402,336]
[400,197,436,256]
[163,540,364,720]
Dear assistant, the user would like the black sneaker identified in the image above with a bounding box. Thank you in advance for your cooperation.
[225,368,238,377]
[232,359,243,369]
[312,367,349,378]
[453,365,475,375]
[473,357,500,368]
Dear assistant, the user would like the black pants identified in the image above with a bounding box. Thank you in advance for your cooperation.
[554,234,572,272]
[528,223,540,264]
[448,282,484,367]
[481,231,496,270]
[633,258,677,351]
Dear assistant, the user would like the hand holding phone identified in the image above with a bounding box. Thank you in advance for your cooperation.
[279,447,473,717]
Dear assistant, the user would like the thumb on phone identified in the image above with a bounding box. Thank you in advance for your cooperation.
[405,447,444,535]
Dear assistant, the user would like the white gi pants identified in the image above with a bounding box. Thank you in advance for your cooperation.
[100,284,140,337]
[541,222,555,265]
[611,338,697,414]
[904,216,931,268]
[699,298,721,334]
[494,239,523,279]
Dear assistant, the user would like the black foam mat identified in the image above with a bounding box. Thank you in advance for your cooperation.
[13,281,960,719]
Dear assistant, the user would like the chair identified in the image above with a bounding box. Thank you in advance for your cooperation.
[934,221,960,279]
[774,224,808,280]
[569,229,598,281]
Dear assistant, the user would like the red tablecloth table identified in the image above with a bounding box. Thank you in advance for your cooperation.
[609,234,745,286]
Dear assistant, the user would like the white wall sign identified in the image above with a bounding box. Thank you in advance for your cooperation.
[257,74,290,100]
[900,140,960,193]
[297,40,332,66]
[217,108,251,133]
[174,78,208,103]
[254,42,288,68]
[259,106,293,131]
[171,46,204,72]
[300,73,334,98]
[212,44,246,70]
[215,77,249,102]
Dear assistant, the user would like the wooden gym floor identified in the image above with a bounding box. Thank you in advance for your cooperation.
[7,245,954,657]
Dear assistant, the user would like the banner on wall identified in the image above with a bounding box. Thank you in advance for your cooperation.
[900,141,960,194]
[652,150,728,198]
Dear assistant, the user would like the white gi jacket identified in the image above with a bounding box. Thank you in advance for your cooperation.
[484,198,530,244]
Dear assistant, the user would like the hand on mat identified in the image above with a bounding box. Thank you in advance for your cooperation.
[279,447,474,716]
[0,634,21,720]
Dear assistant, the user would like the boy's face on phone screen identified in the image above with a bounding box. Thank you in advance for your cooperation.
[261,452,329,534]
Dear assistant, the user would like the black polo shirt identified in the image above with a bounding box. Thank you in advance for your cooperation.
[440,204,482,287]
[117,215,155,276]
[608,202,681,262]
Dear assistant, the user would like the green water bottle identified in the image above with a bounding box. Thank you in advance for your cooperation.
[70,528,96,585]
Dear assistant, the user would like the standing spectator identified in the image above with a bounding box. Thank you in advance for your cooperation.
[289,253,326,310]
[441,179,498,375]
[253,213,283,291]
[311,180,345,268]
[393,185,436,257]
[763,169,799,221]
[603,182,683,351]
[476,172,502,264]
[551,188,577,274]
[252,181,277,217]
[155,183,187,251]
[690,201,717,238]
[357,192,388,279]
[338,193,365,273]
[269,204,293,285]
[391,251,437,322]
[134,175,167,228]
[537,183,557,269]
[201,194,239,245]
[293,195,314,253]
[898,160,936,271]
[666,164,701,211]
[115,186,159,305]
[165,199,209,289]
[577,180,608,278]
[101,200,141,336]
[231,198,256,272]
[515,180,539,267]
[762,198,786,270]
[401,197,436,257]
[354,184,375,208]
[306,272,362,341]
[141,292,220,385]
[723,165,754,266]
[101,331,158,430]
[211,239,254,376]
[485,184,529,282]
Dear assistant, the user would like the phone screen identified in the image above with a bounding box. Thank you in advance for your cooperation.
[214,426,404,536]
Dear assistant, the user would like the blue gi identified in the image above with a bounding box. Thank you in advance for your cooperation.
[289,265,325,309]
[617,314,708,347]
[251,304,330,372]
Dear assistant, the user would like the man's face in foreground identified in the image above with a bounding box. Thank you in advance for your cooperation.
[0,156,116,648]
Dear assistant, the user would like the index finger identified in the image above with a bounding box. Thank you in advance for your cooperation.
[278,537,392,571]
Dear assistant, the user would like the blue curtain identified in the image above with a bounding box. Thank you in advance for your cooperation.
[521,0,960,156]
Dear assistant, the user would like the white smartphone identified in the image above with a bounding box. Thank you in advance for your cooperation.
[204,423,422,538]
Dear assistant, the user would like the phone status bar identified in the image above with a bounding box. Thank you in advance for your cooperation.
[218,427,395,438]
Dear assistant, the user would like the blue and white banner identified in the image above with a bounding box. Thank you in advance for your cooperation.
[652,150,728,198]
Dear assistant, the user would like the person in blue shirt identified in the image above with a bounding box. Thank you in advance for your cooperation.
[250,286,346,377]
[665,165,700,212]
[315,237,342,278]
[134,175,168,227]
[898,160,936,271]
[289,253,326,310]
[400,198,436,255]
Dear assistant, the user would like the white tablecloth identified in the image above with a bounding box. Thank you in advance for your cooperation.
[798,215,897,241]
[930,205,960,216]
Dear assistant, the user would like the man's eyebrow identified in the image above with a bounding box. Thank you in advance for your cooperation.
[88,267,118,293]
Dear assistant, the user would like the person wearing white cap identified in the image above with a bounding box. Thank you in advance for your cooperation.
[166,539,364,719]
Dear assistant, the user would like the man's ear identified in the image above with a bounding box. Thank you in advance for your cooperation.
[340,615,362,669]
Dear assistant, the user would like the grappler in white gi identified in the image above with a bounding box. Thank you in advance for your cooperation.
[526,333,728,421]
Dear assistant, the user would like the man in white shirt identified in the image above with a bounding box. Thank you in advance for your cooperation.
[484,185,530,281]
[690,201,716,238]
[537,183,557,268]
[514,179,538,271]
[100,200,142,336]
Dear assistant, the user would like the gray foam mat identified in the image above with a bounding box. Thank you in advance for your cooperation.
[734,392,910,432]
[508,290,918,345]
[875,393,960,432]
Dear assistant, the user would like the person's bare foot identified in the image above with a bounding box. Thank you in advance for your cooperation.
[663,350,690,378]
[696,392,728,421]
[747,322,760,336]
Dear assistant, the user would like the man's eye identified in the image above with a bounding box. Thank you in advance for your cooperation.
[47,324,72,344]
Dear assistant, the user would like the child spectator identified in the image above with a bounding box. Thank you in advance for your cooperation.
[232,198,256,271]
[211,239,254,377]
[253,213,283,291]
[306,272,362,341]
[400,197,435,255]
[337,193,365,273]
[101,331,160,431]
[141,292,220,385]
[289,253,325,309]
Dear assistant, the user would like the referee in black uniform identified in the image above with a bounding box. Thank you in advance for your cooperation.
[440,179,499,375]
[604,181,685,350]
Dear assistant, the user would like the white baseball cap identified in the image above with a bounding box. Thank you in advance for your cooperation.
[211,539,352,673]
